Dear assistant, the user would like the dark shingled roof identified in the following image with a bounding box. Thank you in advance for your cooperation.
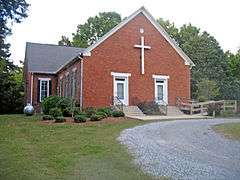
[25,42,85,73]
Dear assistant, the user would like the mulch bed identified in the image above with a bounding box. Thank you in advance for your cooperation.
[39,117,135,126]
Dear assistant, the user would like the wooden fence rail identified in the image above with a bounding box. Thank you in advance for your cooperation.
[176,97,237,116]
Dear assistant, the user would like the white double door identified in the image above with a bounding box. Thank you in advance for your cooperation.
[114,77,129,105]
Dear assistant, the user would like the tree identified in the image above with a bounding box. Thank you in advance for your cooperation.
[0,0,29,59]
[196,79,220,101]
[59,12,121,47]
[58,36,72,46]
[157,18,180,44]
[226,49,240,80]
[0,0,29,114]
[158,19,239,100]
[0,59,24,113]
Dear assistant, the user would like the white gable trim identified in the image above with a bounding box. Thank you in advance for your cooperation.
[84,6,195,67]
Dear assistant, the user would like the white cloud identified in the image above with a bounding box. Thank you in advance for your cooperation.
[7,0,240,65]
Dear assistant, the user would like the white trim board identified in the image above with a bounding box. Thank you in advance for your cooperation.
[152,74,170,79]
[83,6,195,67]
[111,72,131,77]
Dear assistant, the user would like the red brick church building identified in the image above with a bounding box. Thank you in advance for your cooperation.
[24,7,195,112]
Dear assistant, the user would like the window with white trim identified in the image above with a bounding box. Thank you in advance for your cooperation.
[39,78,51,102]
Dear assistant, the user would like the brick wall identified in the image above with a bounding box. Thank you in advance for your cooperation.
[82,13,190,108]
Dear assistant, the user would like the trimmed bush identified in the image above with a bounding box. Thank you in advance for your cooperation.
[84,107,97,117]
[62,107,72,117]
[112,110,125,117]
[42,115,54,120]
[137,101,162,115]
[41,96,62,114]
[207,103,222,116]
[73,107,81,116]
[41,96,72,115]
[49,107,62,118]
[54,116,66,123]
[97,107,113,117]
[96,111,108,118]
[90,114,104,121]
[74,115,87,123]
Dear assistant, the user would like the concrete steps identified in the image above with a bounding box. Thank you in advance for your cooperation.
[123,106,145,117]
[167,106,184,116]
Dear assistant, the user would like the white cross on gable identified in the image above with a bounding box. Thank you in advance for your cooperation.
[134,36,151,74]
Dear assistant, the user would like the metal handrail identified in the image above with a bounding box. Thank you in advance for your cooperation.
[155,98,168,115]
[112,96,124,111]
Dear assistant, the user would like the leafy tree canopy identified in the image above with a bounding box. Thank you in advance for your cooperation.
[58,12,121,47]
[0,0,29,114]
[158,19,239,100]
[0,0,29,59]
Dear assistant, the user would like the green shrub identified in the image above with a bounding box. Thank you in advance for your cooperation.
[84,107,97,117]
[56,97,72,111]
[207,103,222,116]
[41,96,62,114]
[41,96,72,115]
[90,114,104,121]
[62,107,72,117]
[49,107,62,118]
[74,115,87,123]
[112,110,125,117]
[96,111,108,118]
[97,107,113,117]
[77,112,87,116]
[42,115,54,120]
[73,107,81,116]
[54,116,66,123]
[137,101,161,115]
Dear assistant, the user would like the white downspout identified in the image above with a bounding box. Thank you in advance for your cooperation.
[30,72,33,105]
[79,56,83,111]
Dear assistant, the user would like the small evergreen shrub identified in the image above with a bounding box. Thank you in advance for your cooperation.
[73,107,81,116]
[41,96,62,114]
[74,115,87,123]
[97,107,113,117]
[84,107,97,117]
[96,111,108,118]
[62,107,72,117]
[54,116,66,123]
[42,115,54,120]
[90,114,103,121]
[49,107,62,118]
[112,110,125,117]
[56,97,72,111]
[137,101,162,115]
[207,103,222,116]
[41,96,72,115]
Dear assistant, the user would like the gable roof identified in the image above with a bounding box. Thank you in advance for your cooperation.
[25,42,85,73]
[84,6,195,66]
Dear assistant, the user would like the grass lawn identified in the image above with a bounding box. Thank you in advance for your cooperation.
[213,122,240,140]
[0,114,155,180]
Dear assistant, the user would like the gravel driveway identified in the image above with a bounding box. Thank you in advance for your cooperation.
[118,118,240,180]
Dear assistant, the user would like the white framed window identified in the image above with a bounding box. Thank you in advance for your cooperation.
[39,78,51,102]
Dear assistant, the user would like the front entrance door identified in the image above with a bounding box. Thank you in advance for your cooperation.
[155,79,168,105]
[114,77,128,105]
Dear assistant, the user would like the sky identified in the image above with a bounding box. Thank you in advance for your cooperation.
[7,0,240,65]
